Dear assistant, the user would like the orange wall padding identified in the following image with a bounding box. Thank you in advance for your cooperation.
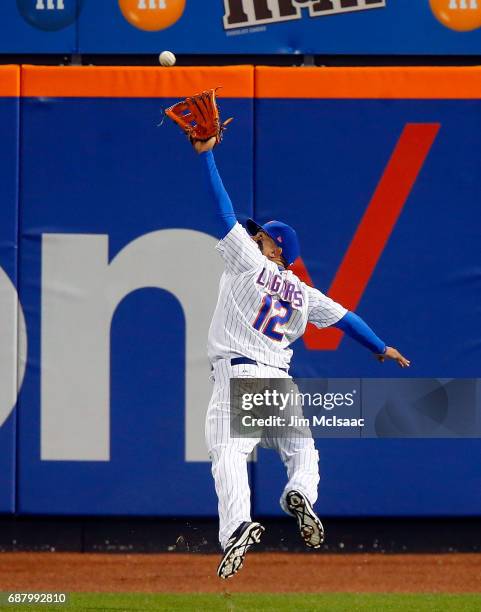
[21,65,254,98]
[0,66,20,97]
[255,66,481,99]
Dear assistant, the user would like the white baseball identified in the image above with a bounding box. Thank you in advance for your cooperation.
[159,51,176,67]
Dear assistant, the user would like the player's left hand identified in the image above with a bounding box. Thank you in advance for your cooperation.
[193,137,217,154]
[376,346,411,368]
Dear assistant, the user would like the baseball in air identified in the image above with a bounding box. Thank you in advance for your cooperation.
[159,51,176,67]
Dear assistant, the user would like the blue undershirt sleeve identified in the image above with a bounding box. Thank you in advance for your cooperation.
[200,150,237,238]
[335,311,386,354]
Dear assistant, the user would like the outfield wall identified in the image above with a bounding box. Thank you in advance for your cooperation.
[0,65,480,516]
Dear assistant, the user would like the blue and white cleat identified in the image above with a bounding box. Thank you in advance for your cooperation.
[286,490,324,549]
[217,521,265,579]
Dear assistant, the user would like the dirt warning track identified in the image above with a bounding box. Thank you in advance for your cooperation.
[1,553,481,594]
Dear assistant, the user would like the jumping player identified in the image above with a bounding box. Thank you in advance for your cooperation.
[194,137,410,580]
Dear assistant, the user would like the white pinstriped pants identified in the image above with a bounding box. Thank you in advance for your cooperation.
[205,358,320,549]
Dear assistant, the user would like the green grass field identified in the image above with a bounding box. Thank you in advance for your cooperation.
[3,593,481,612]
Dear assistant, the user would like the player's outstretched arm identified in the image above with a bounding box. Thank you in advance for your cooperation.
[335,311,410,368]
[194,137,237,238]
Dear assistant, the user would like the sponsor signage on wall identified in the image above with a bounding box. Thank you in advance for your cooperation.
[2,0,481,54]
[222,0,386,30]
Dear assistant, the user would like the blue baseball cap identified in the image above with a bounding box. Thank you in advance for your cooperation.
[246,218,300,266]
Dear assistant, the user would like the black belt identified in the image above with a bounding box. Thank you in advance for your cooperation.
[230,357,288,373]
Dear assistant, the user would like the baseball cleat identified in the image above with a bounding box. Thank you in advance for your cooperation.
[217,521,265,579]
[286,490,324,549]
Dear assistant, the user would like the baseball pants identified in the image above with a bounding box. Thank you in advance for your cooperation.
[205,358,320,549]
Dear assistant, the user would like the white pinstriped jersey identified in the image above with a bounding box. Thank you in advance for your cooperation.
[207,222,347,370]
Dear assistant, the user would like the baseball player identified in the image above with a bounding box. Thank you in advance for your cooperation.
[164,90,410,578]
[192,135,410,579]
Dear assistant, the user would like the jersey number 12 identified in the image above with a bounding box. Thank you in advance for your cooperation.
[252,295,293,341]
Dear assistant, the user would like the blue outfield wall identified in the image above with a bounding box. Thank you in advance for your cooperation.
[1,65,481,517]
[19,89,253,515]
[253,96,481,516]
[0,72,20,513]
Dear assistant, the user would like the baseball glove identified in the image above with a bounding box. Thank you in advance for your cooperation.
[164,88,233,146]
